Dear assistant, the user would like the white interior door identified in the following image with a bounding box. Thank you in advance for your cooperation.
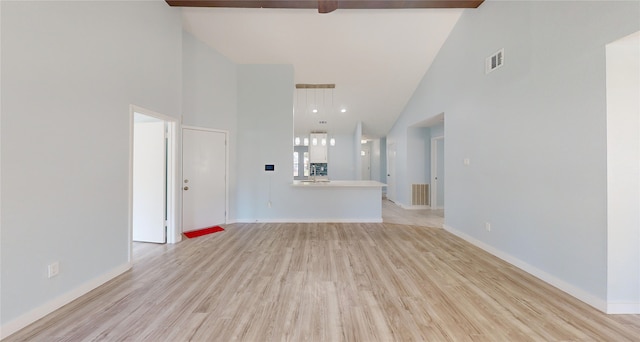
[133,120,166,243]
[182,128,226,232]
[431,137,445,209]
[387,142,396,201]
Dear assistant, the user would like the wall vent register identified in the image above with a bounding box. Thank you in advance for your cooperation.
[486,48,504,74]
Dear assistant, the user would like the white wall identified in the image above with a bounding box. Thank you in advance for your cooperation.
[371,138,387,187]
[407,126,430,190]
[606,31,640,313]
[233,66,384,222]
[182,31,238,220]
[235,65,295,221]
[430,122,444,138]
[182,32,237,129]
[370,139,382,182]
[387,0,639,310]
[0,0,182,335]
[354,122,363,180]
[327,133,355,180]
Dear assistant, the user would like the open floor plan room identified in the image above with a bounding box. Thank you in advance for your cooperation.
[6,217,640,341]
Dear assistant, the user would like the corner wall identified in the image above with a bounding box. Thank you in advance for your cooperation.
[182,31,238,221]
[1,1,182,335]
[235,65,295,221]
[606,31,640,313]
[387,0,640,310]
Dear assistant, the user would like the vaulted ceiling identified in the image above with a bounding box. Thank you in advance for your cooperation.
[170,0,484,138]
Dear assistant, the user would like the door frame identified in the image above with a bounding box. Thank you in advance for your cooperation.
[431,135,444,209]
[128,105,179,261]
[181,126,229,227]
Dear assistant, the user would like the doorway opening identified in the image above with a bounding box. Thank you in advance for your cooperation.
[605,30,640,313]
[129,105,178,260]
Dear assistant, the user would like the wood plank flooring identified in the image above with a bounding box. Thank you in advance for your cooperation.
[5,203,640,341]
[382,197,444,228]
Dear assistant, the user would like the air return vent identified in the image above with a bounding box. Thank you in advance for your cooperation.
[412,184,429,206]
[486,48,504,74]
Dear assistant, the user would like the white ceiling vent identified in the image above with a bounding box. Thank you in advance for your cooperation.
[486,48,504,74]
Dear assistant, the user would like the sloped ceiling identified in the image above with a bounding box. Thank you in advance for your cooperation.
[177,3,481,137]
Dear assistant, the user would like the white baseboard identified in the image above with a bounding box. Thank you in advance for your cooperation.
[235,218,383,223]
[1,262,132,340]
[395,202,409,209]
[400,204,431,210]
[607,301,640,314]
[443,224,608,313]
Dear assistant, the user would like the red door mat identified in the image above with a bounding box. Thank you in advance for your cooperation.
[184,226,225,239]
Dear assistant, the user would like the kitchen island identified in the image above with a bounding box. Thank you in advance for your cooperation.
[290,180,386,222]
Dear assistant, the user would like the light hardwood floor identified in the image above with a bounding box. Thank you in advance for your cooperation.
[382,197,444,228]
[5,201,640,341]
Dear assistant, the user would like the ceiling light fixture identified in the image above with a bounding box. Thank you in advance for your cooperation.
[341,108,347,113]
[330,138,336,146]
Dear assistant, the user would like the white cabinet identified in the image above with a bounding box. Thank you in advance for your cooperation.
[309,133,328,163]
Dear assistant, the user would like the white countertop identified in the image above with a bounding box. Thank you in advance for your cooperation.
[291,180,387,188]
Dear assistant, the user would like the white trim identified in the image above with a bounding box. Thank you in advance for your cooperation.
[182,125,228,133]
[607,302,640,314]
[396,201,410,209]
[181,126,230,227]
[443,224,608,313]
[398,201,433,210]
[0,262,131,340]
[128,111,134,262]
[235,218,383,223]
[129,105,180,246]
[399,204,431,210]
[166,122,180,244]
[131,105,177,123]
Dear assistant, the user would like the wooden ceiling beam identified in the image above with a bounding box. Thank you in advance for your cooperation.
[318,0,338,13]
[338,1,485,9]
[166,0,484,12]
[296,84,336,89]
[166,1,315,9]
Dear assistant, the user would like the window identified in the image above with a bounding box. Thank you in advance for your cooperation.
[303,152,310,177]
[293,152,299,177]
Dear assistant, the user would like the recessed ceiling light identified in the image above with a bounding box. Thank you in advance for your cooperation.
[341,108,347,113]
[312,109,318,113]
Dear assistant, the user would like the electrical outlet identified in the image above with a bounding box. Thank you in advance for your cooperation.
[464,158,471,166]
[268,201,272,208]
[485,222,491,232]
[48,262,59,278]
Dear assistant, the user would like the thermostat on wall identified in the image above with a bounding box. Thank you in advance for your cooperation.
[265,164,275,172]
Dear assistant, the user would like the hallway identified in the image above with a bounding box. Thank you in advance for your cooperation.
[382,197,444,228]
